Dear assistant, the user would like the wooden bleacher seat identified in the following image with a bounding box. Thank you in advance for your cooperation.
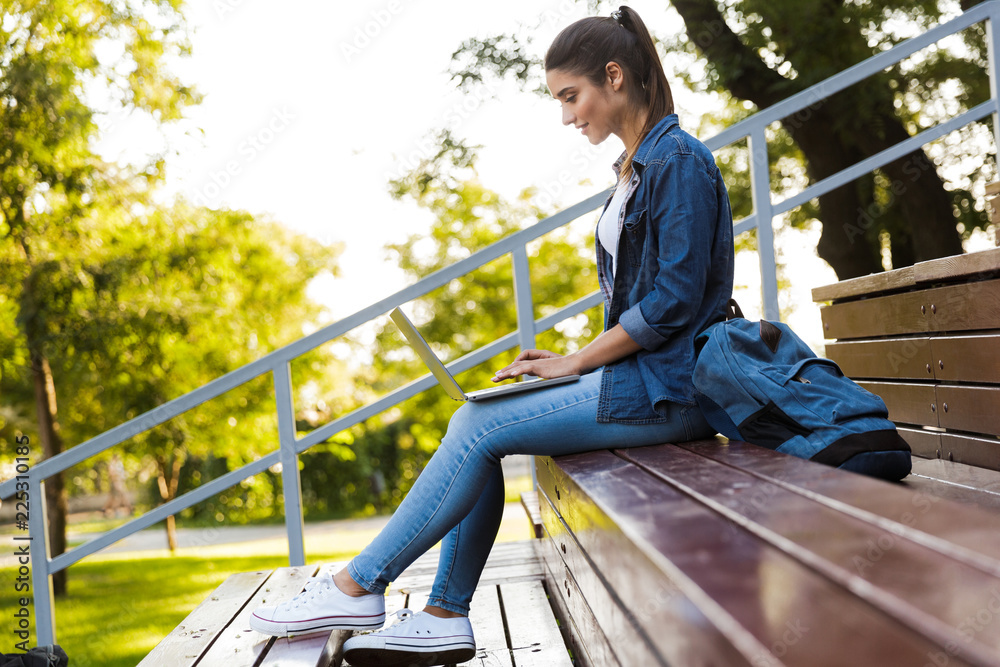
[140,540,571,666]
[536,439,1000,666]
[813,247,1000,469]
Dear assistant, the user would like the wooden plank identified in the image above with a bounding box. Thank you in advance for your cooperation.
[539,506,620,667]
[937,385,1000,436]
[811,265,916,303]
[520,491,543,539]
[914,247,1000,284]
[940,432,1000,471]
[257,561,350,667]
[931,335,1000,384]
[898,426,941,459]
[500,580,572,667]
[198,564,319,666]
[540,460,739,667]
[820,279,1000,339]
[820,290,928,339]
[460,584,515,667]
[910,458,1000,496]
[619,445,1000,665]
[923,278,1000,333]
[812,248,1000,303]
[857,381,938,426]
[542,452,963,667]
[677,439,1000,566]
[138,569,271,667]
[824,338,934,380]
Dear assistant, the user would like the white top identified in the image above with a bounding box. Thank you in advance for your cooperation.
[598,180,630,277]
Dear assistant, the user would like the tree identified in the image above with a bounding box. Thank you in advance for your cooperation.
[3,195,343,556]
[355,130,602,466]
[449,0,994,280]
[1,0,198,593]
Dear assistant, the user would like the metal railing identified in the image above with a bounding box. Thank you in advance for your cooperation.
[3,0,999,645]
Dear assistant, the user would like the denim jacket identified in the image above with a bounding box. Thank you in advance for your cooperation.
[596,114,734,423]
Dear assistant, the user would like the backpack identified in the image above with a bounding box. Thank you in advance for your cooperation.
[692,300,911,481]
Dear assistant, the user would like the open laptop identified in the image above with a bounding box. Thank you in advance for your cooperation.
[389,307,580,401]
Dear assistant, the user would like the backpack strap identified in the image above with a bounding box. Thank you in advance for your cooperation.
[726,298,744,320]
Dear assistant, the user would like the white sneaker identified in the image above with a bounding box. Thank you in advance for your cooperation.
[343,608,476,666]
[249,570,386,637]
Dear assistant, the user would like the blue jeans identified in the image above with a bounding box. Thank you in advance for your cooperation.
[347,370,713,614]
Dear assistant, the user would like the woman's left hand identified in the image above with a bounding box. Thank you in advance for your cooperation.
[493,350,581,382]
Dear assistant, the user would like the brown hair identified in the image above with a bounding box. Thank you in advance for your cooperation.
[544,6,674,182]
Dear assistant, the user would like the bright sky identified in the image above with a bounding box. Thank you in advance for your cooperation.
[92,0,868,348]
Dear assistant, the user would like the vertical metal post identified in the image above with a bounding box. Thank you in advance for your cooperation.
[986,7,1000,161]
[511,245,540,488]
[748,127,781,321]
[274,363,305,567]
[28,475,55,645]
[512,246,537,351]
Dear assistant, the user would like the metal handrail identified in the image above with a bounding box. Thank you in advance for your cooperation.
[4,0,999,644]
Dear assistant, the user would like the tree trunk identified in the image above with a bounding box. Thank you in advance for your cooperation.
[30,350,68,596]
[670,0,965,280]
[156,454,182,552]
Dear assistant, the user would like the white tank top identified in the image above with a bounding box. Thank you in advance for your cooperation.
[598,180,629,277]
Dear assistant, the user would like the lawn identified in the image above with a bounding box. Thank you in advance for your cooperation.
[0,484,536,666]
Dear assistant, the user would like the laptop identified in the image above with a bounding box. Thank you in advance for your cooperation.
[389,307,581,401]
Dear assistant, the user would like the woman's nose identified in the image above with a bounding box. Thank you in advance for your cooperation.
[561,106,575,126]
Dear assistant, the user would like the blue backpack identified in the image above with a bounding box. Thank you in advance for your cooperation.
[692,301,911,481]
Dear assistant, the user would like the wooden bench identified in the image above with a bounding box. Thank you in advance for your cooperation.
[140,540,572,666]
[535,439,1000,666]
[812,247,1000,470]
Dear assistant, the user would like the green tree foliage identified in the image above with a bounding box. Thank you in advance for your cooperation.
[1,0,199,591]
[352,130,603,473]
[449,0,995,280]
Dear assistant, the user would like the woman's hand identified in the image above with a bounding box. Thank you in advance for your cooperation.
[492,349,580,382]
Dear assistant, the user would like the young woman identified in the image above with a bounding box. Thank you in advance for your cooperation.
[250,6,734,666]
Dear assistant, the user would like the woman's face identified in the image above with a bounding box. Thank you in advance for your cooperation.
[546,65,626,145]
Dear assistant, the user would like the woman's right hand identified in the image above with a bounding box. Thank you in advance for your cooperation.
[513,349,563,363]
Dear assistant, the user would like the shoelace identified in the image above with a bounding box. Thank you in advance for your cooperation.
[280,574,333,610]
[389,608,415,628]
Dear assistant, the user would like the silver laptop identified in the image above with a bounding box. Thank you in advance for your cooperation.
[389,307,580,401]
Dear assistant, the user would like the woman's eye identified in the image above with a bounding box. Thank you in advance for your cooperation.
[566,95,576,103]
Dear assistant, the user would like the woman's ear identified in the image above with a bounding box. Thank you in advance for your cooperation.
[605,61,624,91]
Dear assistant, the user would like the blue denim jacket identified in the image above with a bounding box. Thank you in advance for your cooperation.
[596,114,734,423]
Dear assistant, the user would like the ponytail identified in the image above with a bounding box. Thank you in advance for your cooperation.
[545,5,674,182]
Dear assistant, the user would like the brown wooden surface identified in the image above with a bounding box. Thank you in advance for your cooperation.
[536,528,619,667]
[939,432,1000,471]
[812,248,1000,302]
[539,450,974,667]
[931,335,1000,384]
[858,381,938,426]
[536,480,657,667]
[620,445,1000,665]
[898,426,941,458]
[824,337,934,380]
[936,385,1000,436]
[820,290,929,339]
[812,265,916,302]
[676,439,1000,564]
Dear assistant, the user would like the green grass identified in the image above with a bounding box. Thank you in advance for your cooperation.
[0,488,538,665]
